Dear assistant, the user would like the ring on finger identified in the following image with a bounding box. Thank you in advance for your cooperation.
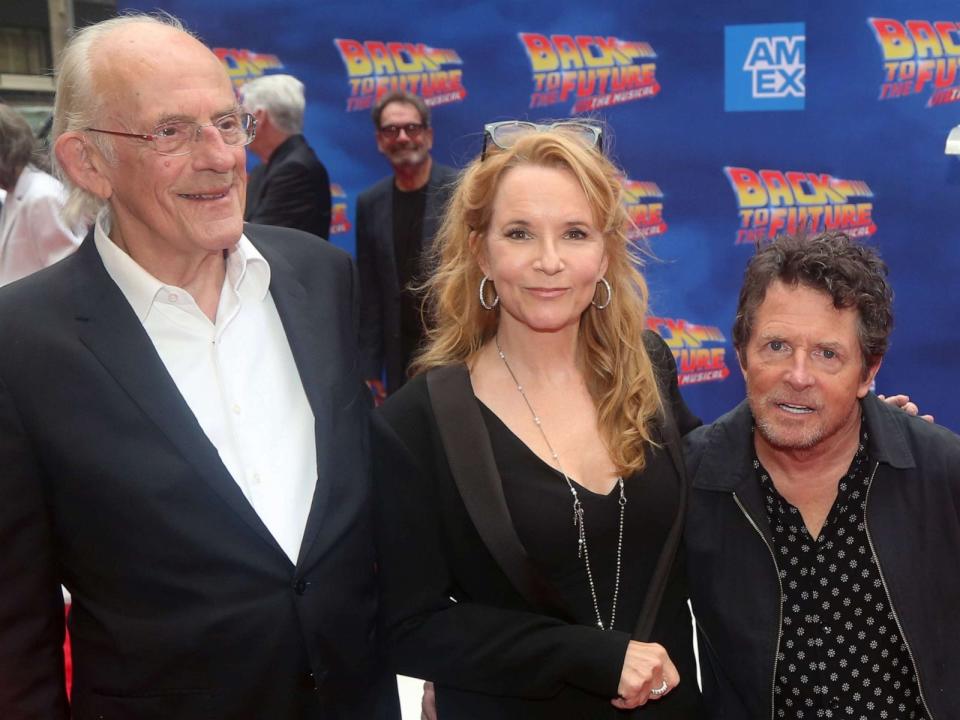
[650,679,669,696]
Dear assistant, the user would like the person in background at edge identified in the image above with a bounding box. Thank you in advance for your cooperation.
[0,103,85,287]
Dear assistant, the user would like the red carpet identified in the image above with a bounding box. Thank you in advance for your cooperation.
[64,605,72,696]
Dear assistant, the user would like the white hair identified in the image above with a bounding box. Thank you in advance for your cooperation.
[52,12,191,227]
[240,74,305,135]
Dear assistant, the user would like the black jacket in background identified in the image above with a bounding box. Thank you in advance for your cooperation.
[245,134,332,241]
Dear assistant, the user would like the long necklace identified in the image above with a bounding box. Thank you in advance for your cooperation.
[495,336,626,631]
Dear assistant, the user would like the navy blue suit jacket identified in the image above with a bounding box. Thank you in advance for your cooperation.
[245,134,332,240]
[0,225,398,720]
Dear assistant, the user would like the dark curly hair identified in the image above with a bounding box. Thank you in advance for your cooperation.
[732,232,893,376]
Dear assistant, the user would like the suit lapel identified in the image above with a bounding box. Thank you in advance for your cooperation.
[426,364,572,619]
[72,236,286,558]
[248,231,336,570]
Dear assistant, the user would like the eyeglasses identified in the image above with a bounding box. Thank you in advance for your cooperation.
[85,111,257,157]
[378,123,426,140]
[481,120,604,160]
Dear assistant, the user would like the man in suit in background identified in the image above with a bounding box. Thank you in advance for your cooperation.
[356,90,457,399]
[242,74,332,240]
[0,14,397,719]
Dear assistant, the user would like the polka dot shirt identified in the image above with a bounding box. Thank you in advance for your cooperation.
[754,422,929,720]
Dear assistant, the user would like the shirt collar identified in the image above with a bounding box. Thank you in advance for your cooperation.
[93,209,271,323]
[226,234,271,303]
[753,414,871,522]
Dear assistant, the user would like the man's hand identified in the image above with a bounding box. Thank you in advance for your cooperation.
[420,680,437,720]
[878,394,934,423]
[610,640,679,710]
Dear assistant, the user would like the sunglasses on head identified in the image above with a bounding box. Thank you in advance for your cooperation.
[481,120,604,160]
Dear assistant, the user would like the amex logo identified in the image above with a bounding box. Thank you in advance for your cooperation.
[725,23,805,111]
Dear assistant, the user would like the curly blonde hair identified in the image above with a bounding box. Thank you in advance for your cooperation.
[411,130,663,475]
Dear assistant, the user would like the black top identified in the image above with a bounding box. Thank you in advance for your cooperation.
[392,183,429,369]
[373,332,704,720]
[244,134,332,240]
[483,403,681,636]
[756,420,927,720]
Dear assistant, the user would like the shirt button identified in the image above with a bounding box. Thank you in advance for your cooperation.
[168,292,179,303]
[232,403,241,415]
[251,472,261,485]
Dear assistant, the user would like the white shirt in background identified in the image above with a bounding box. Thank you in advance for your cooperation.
[0,165,85,287]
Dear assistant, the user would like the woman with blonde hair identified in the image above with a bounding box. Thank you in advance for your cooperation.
[373,122,702,718]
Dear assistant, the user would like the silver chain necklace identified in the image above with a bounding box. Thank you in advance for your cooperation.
[495,336,626,631]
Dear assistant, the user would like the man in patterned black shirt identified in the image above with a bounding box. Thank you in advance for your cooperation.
[684,232,960,720]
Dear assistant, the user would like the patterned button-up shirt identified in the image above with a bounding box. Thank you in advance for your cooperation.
[755,421,928,720]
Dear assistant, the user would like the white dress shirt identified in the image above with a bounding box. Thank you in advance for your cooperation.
[94,213,317,563]
[0,165,85,287]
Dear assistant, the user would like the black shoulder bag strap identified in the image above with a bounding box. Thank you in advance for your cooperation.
[426,364,568,617]
[631,397,688,641]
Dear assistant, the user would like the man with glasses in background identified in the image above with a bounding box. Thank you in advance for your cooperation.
[0,13,398,720]
[356,91,457,400]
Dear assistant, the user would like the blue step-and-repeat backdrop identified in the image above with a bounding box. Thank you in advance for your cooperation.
[123,0,960,428]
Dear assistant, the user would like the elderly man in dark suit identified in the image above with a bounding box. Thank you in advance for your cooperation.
[356,91,457,399]
[242,74,332,240]
[0,14,397,720]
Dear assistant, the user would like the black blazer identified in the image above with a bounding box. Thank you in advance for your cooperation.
[372,333,704,719]
[245,134,332,240]
[355,162,458,394]
[0,225,398,720]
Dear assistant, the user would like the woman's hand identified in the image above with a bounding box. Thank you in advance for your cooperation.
[610,640,679,709]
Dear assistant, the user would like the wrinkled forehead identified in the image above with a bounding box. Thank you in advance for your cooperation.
[92,23,233,126]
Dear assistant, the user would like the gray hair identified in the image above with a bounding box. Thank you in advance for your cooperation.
[0,105,37,190]
[52,12,190,227]
[240,74,305,134]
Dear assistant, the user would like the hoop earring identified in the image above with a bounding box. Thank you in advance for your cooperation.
[592,277,612,309]
[479,276,499,310]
